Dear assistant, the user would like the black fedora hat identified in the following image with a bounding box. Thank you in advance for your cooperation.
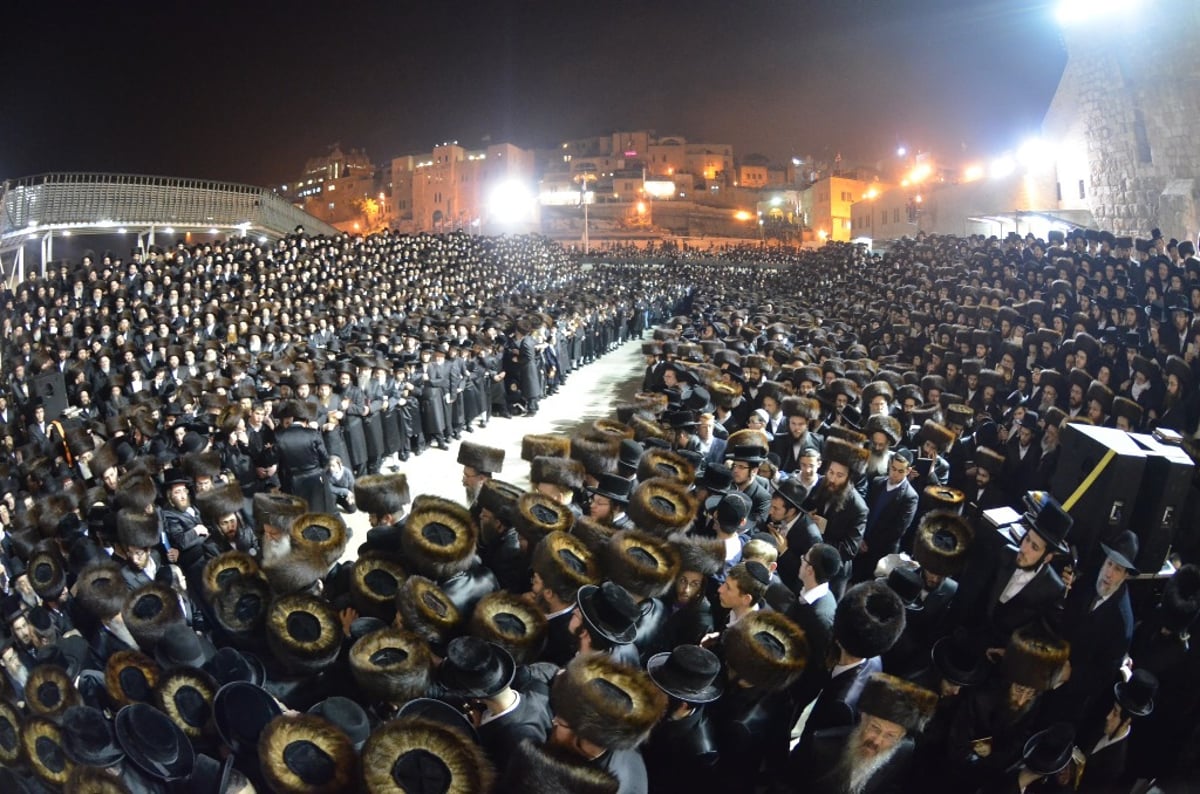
[696,462,733,496]
[646,644,724,704]
[577,581,640,646]
[114,703,195,782]
[881,566,925,612]
[1020,722,1075,776]
[587,472,633,505]
[1100,530,1140,575]
[154,622,217,670]
[308,697,371,752]
[60,705,124,768]
[931,631,988,688]
[212,681,282,757]
[1113,668,1157,717]
[437,636,516,699]
[202,646,266,687]
[773,478,809,513]
[396,697,481,745]
[1021,491,1073,555]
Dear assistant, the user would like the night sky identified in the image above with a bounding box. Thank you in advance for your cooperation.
[2,0,1067,187]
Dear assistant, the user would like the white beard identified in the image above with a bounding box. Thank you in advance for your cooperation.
[865,451,890,478]
[841,725,902,794]
[261,534,293,566]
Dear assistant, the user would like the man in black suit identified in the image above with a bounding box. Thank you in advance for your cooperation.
[770,396,823,473]
[1075,669,1157,792]
[1044,531,1138,729]
[852,448,919,583]
[1002,413,1042,504]
[767,479,823,592]
[809,438,869,599]
[725,440,772,527]
[954,493,1072,653]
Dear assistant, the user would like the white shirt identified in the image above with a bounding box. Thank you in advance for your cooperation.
[802,581,830,604]
[727,604,759,628]
[831,657,866,679]
[999,564,1042,604]
[546,604,574,621]
[1090,723,1131,756]
[480,691,521,726]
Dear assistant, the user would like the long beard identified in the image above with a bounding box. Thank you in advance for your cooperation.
[464,481,483,505]
[839,723,901,794]
[819,480,851,513]
[261,534,292,565]
[865,451,890,478]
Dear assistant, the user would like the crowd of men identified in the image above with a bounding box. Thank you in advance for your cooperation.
[0,224,1198,793]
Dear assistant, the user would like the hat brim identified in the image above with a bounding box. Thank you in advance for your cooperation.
[439,653,516,699]
[1113,681,1153,717]
[931,638,988,687]
[645,653,724,704]
[1100,543,1139,575]
[586,486,630,505]
[115,705,196,782]
[577,585,638,646]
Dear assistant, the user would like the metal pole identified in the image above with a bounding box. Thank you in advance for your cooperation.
[582,193,589,255]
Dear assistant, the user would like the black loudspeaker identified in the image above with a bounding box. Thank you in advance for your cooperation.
[33,371,67,421]
[1128,433,1195,574]
[1050,424,1145,561]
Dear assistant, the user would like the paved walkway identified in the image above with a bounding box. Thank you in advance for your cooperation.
[340,336,647,542]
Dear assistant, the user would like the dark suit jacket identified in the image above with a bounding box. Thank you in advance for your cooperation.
[737,477,772,527]
[770,431,822,473]
[812,485,868,570]
[958,548,1065,649]
[799,656,884,747]
[1047,580,1133,718]
[856,476,919,579]
[786,726,915,794]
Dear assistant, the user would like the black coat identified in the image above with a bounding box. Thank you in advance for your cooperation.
[477,689,552,769]
[798,656,883,748]
[643,706,719,794]
[854,476,919,581]
[541,609,577,667]
[439,562,499,620]
[275,422,335,513]
[784,726,916,794]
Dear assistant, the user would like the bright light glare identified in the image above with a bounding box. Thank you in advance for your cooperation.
[208,228,219,234]
[897,147,907,157]
[1055,0,1141,24]
[734,210,754,221]
[990,157,1016,179]
[963,165,985,182]
[909,163,932,183]
[163,227,175,234]
[770,197,783,207]
[488,180,534,225]
[62,230,71,237]
[1017,138,1053,170]
[792,157,802,166]
[818,230,829,240]
[864,188,879,200]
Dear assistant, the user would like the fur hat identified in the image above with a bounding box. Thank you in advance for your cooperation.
[592,418,636,440]
[626,478,698,536]
[457,441,505,475]
[833,581,906,659]
[604,530,681,599]
[116,509,160,550]
[864,414,902,446]
[29,549,67,601]
[115,474,158,513]
[782,396,821,422]
[571,515,619,555]
[550,653,667,750]
[105,650,160,707]
[670,534,725,576]
[1111,396,1143,427]
[530,455,586,491]
[123,583,185,651]
[913,512,974,578]
[180,451,222,482]
[210,573,271,646]
[0,699,21,766]
[90,441,120,476]
[349,627,433,702]
[202,550,263,600]
[22,716,75,787]
[468,591,548,666]
[259,714,358,794]
[532,531,599,599]
[353,473,411,517]
[395,576,461,649]
[637,448,696,487]
[402,496,477,579]
[154,667,218,740]
[361,716,494,794]
[1086,380,1114,413]
[726,428,772,455]
[76,561,129,621]
[629,414,671,443]
[822,436,870,476]
[253,492,309,535]
[857,673,938,733]
[264,550,330,596]
[502,739,618,794]
[944,403,974,428]
[915,419,956,453]
[722,611,809,692]
[522,433,571,461]
[571,434,621,477]
[195,482,244,528]
[975,446,1005,476]
[1005,623,1070,692]
[476,479,524,525]
[266,593,342,675]
[289,513,349,567]
[514,491,574,545]
[349,551,407,621]
[26,662,80,718]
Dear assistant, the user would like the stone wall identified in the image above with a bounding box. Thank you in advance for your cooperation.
[1051,0,1200,240]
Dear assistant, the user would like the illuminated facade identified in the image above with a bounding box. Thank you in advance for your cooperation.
[391,142,536,233]
[278,145,380,229]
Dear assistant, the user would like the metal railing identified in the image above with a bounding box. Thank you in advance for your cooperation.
[0,172,338,246]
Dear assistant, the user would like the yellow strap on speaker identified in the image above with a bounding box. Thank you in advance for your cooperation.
[1063,448,1117,511]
